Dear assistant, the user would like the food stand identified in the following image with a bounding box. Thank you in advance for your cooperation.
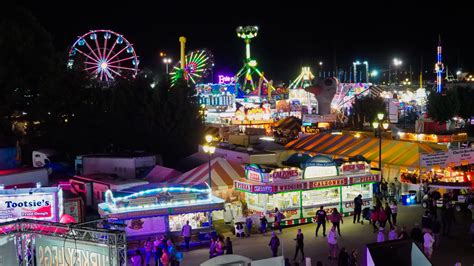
[98,185,224,237]
[234,156,380,226]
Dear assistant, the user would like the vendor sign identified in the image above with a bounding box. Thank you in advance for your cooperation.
[270,168,301,182]
[348,174,380,184]
[302,155,338,179]
[341,162,369,175]
[0,188,62,222]
[421,148,474,168]
[245,164,268,182]
[309,177,348,189]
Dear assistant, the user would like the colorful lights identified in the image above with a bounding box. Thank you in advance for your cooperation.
[289,67,315,89]
[170,49,214,87]
[435,36,445,94]
[67,30,139,82]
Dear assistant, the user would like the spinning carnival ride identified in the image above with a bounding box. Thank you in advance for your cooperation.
[170,37,214,87]
[289,67,315,89]
[68,30,139,82]
[234,26,274,95]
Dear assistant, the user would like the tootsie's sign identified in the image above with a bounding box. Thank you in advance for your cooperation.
[0,193,57,222]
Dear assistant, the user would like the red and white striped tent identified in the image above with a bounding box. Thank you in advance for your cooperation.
[146,165,183,183]
[172,157,245,190]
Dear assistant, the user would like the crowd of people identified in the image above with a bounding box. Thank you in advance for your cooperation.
[130,236,182,266]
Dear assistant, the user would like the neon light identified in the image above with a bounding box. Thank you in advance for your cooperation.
[435,36,444,94]
[218,75,236,84]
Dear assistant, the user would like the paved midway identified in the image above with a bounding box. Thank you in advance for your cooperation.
[180,205,473,265]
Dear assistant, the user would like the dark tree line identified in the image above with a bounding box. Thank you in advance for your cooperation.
[0,6,203,165]
[427,86,474,124]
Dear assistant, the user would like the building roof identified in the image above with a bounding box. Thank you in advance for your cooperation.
[145,165,182,183]
[173,157,245,189]
[286,132,446,168]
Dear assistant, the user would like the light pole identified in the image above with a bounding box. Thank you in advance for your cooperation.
[203,135,215,189]
[372,113,389,171]
[318,61,323,77]
[393,58,402,84]
[353,61,362,82]
[163,58,172,74]
[363,61,369,83]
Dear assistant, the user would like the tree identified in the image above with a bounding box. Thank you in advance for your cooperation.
[349,96,386,129]
[426,88,460,123]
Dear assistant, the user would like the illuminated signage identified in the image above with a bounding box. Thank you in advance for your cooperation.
[349,174,380,184]
[234,181,252,192]
[270,168,301,182]
[0,191,61,222]
[341,162,369,174]
[275,182,308,192]
[218,75,236,84]
[247,170,262,182]
[253,186,273,193]
[310,178,348,188]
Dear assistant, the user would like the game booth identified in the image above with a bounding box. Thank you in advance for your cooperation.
[98,184,225,238]
[234,156,380,226]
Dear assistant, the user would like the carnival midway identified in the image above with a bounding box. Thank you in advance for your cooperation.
[0,21,473,266]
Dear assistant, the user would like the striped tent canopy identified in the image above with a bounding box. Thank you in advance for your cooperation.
[172,157,245,189]
[285,132,447,168]
[145,165,182,183]
[272,117,302,131]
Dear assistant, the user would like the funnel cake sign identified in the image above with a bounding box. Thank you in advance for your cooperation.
[0,193,56,222]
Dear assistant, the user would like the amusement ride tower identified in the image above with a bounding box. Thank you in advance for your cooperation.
[435,35,445,94]
[234,26,273,96]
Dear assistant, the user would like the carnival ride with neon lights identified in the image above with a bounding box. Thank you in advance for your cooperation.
[234,26,274,96]
[435,35,445,94]
[170,37,214,87]
[68,30,139,82]
[289,67,315,89]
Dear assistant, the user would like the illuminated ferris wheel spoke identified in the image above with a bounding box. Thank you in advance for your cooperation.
[106,45,129,63]
[99,69,105,81]
[94,37,103,59]
[105,39,118,61]
[74,48,100,63]
[83,39,101,62]
[106,67,121,77]
[107,56,136,65]
[107,65,139,71]
[103,36,108,61]
[84,65,100,72]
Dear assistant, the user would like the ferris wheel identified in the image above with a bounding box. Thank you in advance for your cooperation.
[170,49,214,87]
[67,29,139,82]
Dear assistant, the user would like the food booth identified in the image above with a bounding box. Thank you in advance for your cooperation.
[98,185,224,237]
[234,156,380,226]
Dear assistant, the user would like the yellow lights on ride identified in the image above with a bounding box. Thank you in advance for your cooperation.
[248,60,258,67]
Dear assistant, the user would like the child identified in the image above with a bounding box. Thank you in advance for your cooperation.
[327,226,338,260]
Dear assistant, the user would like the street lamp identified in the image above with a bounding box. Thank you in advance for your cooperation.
[203,135,215,189]
[363,61,369,83]
[372,113,389,171]
[163,58,172,74]
[393,58,402,84]
[353,61,361,82]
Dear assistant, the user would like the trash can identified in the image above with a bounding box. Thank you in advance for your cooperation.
[408,190,417,204]
[401,193,410,206]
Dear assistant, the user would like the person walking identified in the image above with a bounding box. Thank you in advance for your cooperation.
[274,208,284,233]
[245,216,253,237]
[209,238,216,259]
[269,232,280,257]
[390,201,398,225]
[398,226,409,240]
[315,206,327,237]
[371,207,379,233]
[421,210,432,230]
[411,223,423,246]
[166,240,178,266]
[260,215,268,234]
[144,237,153,266]
[225,237,233,254]
[384,202,393,228]
[423,229,435,259]
[393,177,401,202]
[377,227,385,242]
[215,237,224,256]
[431,217,441,248]
[441,202,455,236]
[160,248,170,266]
[293,229,305,262]
[353,195,363,224]
[154,236,164,266]
[378,206,387,228]
[380,178,388,201]
[181,221,192,251]
[330,208,343,236]
[338,247,350,266]
[131,250,142,266]
[327,226,338,260]
[388,226,397,240]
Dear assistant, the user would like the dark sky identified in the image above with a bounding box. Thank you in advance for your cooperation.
[19,1,474,83]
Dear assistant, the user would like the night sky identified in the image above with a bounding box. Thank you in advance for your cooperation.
[17,2,474,83]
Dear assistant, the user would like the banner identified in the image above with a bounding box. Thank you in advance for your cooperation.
[0,235,18,266]
[36,236,113,266]
[421,148,474,168]
[0,193,57,222]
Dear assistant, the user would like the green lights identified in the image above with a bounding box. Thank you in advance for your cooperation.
[248,60,257,67]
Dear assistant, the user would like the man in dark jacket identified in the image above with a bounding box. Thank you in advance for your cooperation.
[353,195,363,224]
[411,223,423,245]
[293,229,305,262]
[315,206,327,237]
